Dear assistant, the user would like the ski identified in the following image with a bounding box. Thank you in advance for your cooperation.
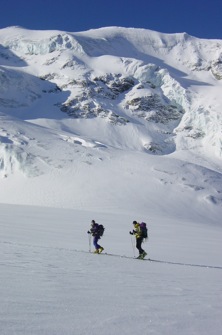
[93,252,150,260]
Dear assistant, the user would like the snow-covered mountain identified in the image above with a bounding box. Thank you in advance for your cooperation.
[1,26,222,335]
[0,26,222,221]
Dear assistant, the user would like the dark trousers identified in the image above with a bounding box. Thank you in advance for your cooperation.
[136,237,144,254]
[93,236,101,250]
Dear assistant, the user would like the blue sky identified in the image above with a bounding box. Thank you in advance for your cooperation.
[1,0,222,39]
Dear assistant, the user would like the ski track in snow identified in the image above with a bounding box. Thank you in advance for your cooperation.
[2,240,222,270]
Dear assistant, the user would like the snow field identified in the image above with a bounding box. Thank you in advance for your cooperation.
[1,204,222,335]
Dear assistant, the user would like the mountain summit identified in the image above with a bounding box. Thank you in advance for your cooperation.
[0,26,221,219]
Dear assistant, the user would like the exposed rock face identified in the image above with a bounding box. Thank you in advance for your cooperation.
[126,94,184,123]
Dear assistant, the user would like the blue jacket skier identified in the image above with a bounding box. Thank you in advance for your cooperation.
[88,220,104,254]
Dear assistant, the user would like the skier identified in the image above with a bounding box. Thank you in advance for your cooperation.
[87,220,104,254]
[130,220,147,259]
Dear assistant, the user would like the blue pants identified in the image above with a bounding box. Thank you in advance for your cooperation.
[93,236,101,250]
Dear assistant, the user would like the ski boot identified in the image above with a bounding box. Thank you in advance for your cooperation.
[94,249,99,254]
[98,247,104,254]
[140,251,147,259]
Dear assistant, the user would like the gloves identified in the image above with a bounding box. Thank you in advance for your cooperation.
[129,231,133,235]
[87,231,91,234]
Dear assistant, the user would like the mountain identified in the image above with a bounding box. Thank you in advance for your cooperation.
[0,26,222,222]
[1,26,222,335]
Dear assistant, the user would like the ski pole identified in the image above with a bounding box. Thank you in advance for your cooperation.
[88,233,91,253]
[130,235,136,258]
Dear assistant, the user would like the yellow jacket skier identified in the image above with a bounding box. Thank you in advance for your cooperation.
[130,220,147,259]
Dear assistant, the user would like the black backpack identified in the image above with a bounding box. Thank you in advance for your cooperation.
[140,222,148,238]
[97,224,105,237]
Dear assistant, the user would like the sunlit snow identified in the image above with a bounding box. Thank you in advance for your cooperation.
[0,26,222,334]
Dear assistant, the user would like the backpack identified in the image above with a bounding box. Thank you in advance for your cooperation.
[97,224,105,237]
[140,222,148,238]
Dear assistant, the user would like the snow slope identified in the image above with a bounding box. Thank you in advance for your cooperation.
[0,26,222,334]
[1,204,222,335]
